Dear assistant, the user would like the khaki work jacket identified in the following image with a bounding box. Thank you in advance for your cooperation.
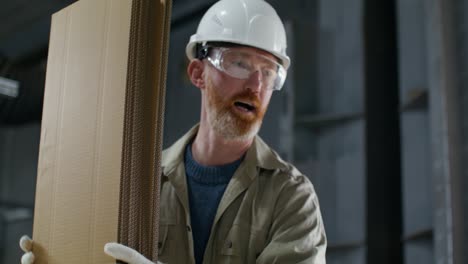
[158,126,327,264]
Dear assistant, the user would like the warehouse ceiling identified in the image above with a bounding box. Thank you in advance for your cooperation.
[0,0,79,124]
[0,0,213,124]
[0,0,78,63]
[0,0,213,64]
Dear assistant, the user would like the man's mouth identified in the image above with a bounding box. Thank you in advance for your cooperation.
[234,101,256,112]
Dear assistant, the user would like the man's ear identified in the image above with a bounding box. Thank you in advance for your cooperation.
[187,60,206,89]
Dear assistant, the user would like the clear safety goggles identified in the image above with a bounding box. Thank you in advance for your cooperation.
[204,47,287,91]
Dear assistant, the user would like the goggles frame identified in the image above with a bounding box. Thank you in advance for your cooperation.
[196,44,287,91]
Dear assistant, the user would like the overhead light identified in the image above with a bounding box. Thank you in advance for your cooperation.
[1,207,33,222]
[0,76,19,98]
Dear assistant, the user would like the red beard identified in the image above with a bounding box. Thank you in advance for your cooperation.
[206,80,266,138]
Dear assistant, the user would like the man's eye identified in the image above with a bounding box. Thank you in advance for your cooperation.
[233,60,250,69]
[262,68,276,78]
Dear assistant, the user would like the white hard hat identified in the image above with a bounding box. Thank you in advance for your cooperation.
[186,0,290,69]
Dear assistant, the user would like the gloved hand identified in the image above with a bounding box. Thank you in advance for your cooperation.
[19,235,164,264]
[104,243,165,264]
[19,235,35,264]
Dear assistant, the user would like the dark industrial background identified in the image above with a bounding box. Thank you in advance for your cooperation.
[0,0,467,263]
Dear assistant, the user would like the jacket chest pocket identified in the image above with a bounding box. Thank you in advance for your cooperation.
[219,224,267,263]
[158,222,194,264]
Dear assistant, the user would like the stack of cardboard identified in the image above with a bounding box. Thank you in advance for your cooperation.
[32,0,171,263]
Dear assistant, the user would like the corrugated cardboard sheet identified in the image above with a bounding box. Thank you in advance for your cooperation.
[32,0,171,263]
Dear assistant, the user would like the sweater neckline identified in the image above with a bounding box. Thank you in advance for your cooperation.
[184,142,244,185]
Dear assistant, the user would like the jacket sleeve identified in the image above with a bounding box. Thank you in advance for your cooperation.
[256,173,327,264]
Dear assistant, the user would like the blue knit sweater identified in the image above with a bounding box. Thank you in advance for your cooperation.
[184,142,243,264]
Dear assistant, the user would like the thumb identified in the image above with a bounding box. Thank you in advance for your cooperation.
[104,243,154,264]
[20,235,33,252]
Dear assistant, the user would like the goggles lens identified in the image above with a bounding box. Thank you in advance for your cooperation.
[206,48,287,91]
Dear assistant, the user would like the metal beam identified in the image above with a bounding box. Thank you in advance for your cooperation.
[364,0,403,263]
[425,0,464,263]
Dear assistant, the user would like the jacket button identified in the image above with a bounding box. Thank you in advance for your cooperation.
[186,226,191,232]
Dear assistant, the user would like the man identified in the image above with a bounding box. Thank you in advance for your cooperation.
[20,0,327,263]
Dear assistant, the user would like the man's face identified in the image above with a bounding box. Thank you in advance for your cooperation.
[203,46,276,141]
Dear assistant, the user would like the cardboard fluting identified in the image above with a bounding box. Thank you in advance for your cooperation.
[118,0,172,261]
[33,0,171,263]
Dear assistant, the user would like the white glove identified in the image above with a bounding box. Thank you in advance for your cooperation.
[19,235,35,264]
[104,242,165,264]
[20,235,164,264]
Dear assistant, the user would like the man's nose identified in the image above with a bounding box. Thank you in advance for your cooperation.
[245,70,263,93]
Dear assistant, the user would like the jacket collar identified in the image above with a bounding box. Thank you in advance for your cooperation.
[161,124,287,176]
